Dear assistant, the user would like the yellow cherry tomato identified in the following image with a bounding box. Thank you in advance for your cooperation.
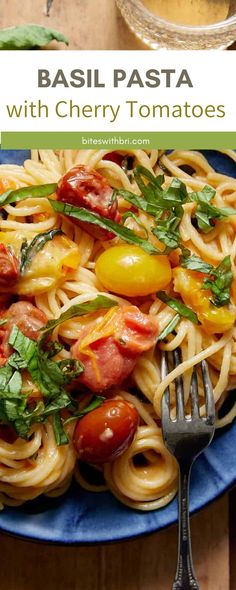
[95,245,172,297]
[173,267,236,334]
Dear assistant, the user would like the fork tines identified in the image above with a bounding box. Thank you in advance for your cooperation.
[161,349,215,424]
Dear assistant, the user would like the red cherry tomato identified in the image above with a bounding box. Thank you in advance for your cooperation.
[103,152,124,167]
[56,165,121,240]
[73,399,139,464]
[0,243,19,288]
[0,301,47,362]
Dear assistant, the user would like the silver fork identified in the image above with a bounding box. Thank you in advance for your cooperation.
[161,349,215,590]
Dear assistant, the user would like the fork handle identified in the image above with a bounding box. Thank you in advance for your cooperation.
[172,462,200,590]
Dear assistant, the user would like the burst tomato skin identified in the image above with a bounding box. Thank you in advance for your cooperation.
[56,165,121,240]
[0,243,19,288]
[73,399,139,464]
[95,245,172,297]
[71,305,158,393]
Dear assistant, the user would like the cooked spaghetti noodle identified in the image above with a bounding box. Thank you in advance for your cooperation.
[0,148,235,511]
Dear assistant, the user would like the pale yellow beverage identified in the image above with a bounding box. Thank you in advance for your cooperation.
[141,0,231,26]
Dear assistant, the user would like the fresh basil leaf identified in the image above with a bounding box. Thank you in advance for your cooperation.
[157,291,199,325]
[20,229,63,274]
[152,213,182,253]
[116,189,159,216]
[53,413,69,446]
[162,178,188,205]
[7,352,28,371]
[64,396,105,424]
[121,211,149,239]
[0,183,57,207]
[50,200,159,255]
[133,166,164,204]
[57,359,84,382]
[180,253,213,274]
[0,25,68,50]
[202,255,233,307]
[40,295,118,340]
[189,185,236,233]
[0,362,22,396]
[157,314,181,342]
[0,398,23,422]
[9,326,67,398]
[42,392,72,417]
[13,401,45,438]
[44,340,64,358]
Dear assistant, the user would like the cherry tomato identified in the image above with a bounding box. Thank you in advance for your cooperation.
[173,267,236,334]
[73,399,139,463]
[95,245,172,297]
[56,165,121,240]
[103,152,124,166]
[3,301,47,340]
[72,305,158,393]
[0,302,48,362]
[0,243,19,288]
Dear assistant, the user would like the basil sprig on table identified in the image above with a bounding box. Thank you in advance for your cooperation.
[0,296,116,444]
[180,252,233,307]
[0,25,68,50]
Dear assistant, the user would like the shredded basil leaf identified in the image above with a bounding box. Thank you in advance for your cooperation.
[40,295,117,340]
[50,200,159,255]
[180,252,233,308]
[0,296,117,443]
[180,252,213,274]
[189,186,236,233]
[53,413,69,446]
[157,314,181,341]
[157,291,199,325]
[202,255,233,307]
[121,211,149,239]
[64,396,105,425]
[20,229,63,274]
[0,183,57,207]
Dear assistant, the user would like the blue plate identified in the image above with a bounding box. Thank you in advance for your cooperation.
[0,149,235,544]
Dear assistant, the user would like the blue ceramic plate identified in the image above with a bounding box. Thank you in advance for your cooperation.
[0,149,235,544]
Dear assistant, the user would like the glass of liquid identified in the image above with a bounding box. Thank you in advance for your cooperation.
[116,0,236,49]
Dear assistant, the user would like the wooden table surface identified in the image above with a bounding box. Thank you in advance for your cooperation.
[0,2,235,589]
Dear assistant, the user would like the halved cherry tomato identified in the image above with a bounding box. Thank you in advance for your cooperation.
[0,243,19,288]
[173,267,236,334]
[71,305,158,392]
[0,301,47,362]
[95,245,172,297]
[73,399,139,463]
[56,165,121,240]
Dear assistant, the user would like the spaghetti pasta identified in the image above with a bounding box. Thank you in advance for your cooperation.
[0,148,235,511]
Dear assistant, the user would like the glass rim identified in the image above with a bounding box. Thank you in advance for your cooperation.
[121,0,236,34]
